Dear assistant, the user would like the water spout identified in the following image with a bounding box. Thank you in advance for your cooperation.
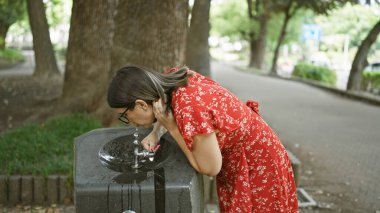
[131,128,156,169]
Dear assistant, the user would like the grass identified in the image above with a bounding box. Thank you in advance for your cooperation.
[0,113,102,176]
[362,70,380,93]
[0,48,25,63]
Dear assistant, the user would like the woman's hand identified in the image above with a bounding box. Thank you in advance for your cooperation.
[153,99,178,132]
[141,132,160,151]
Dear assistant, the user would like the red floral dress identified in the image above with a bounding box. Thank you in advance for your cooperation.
[170,70,298,213]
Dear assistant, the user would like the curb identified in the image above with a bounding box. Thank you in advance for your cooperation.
[232,64,380,107]
[0,175,72,206]
[282,76,380,107]
[287,150,301,187]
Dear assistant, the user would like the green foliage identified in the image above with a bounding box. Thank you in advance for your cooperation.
[210,0,253,41]
[362,71,380,92]
[0,48,25,63]
[267,9,307,48]
[5,0,71,50]
[315,4,380,49]
[297,0,354,15]
[210,0,305,49]
[0,0,26,27]
[44,0,72,27]
[292,62,337,86]
[0,113,102,176]
[0,0,26,48]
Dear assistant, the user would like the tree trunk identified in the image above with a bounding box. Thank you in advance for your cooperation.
[347,19,380,91]
[249,15,269,69]
[185,0,211,76]
[60,0,116,114]
[0,24,10,50]
[58,0,188,126]
[26,0,59,76]
[95,0,188,125]
[270,0,293,75]
[110,0,189,73]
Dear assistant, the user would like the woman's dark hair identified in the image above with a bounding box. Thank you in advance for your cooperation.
[107,65,191,112]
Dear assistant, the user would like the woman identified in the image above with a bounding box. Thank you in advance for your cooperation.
[107,65,298,213]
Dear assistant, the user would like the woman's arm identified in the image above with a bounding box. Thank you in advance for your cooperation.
[153,99,222,176]
[168,127,222,176]
[192,132,222,176]
[152,121,167,138]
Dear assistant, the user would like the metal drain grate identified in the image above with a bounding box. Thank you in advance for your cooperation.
[297,188,317,208]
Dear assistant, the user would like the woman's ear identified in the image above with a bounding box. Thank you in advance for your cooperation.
[135,99,149,110]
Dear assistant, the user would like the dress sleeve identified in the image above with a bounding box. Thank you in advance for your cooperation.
[175,105,215,150]
[175,105,240,150]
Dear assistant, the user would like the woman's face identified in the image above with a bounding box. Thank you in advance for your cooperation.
[115,100,155,128]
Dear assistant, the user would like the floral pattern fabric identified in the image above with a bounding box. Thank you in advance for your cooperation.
[170,70,298,213]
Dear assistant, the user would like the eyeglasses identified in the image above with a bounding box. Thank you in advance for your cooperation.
[118,108,130,124]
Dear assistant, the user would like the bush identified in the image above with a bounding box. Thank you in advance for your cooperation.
[362,71,380,94]
[0,113,101,176]
[292,62,337,86]
[0,48,25,64]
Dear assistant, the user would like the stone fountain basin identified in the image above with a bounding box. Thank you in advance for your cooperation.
[99,132,175,173]
[74,127,203,213]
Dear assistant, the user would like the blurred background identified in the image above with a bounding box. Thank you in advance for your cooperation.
[1,0,380,97]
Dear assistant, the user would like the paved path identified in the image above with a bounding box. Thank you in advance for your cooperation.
[0,50,64,76]
[211,61,380,213]
[0,50,35,76]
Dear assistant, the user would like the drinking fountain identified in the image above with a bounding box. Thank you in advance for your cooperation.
[130,130,155,169]
[74,127,204,213]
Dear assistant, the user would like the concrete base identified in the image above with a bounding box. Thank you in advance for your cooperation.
[74,127,204,213]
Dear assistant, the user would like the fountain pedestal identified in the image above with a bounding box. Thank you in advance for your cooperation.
[74,127,204,213]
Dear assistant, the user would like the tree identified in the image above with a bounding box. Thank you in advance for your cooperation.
[269,0,296,75]
[245,0,305,69]
[185,0,211,76]
[26,0,59,76]
[110,0,189,73]
[270,0,352,75]
[210,0,285,69]
[60,0,116,113]
[315,4,380,50]
[211,0,353,71]
[246,0,273,69]
[60,0,189,125]
[100,0,188,124]
[0,0,25,50]
[347,19,380,91]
